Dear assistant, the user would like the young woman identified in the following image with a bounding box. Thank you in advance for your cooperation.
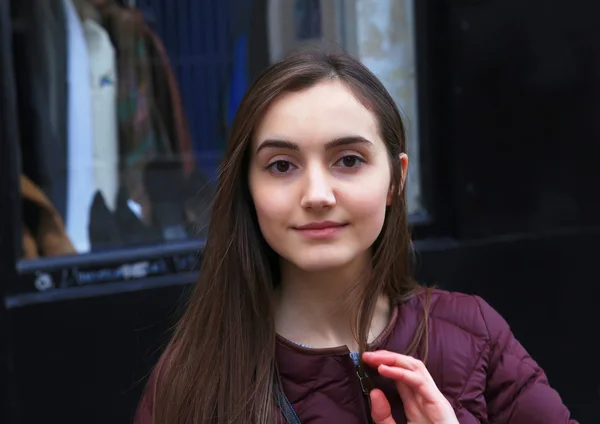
[135,47,576,423]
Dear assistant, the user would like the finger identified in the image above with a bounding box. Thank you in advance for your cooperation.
[395,378,414,406]
[378,364,441,403]
[369,389,396,424]
[377,365,425,389]
[363,350,423,371]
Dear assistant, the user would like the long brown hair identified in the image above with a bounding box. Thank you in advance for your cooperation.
[149,45,429,424]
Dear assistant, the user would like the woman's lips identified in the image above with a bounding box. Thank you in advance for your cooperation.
[293,222,348,239]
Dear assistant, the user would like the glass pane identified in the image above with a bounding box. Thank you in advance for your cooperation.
[12,0,245,260]
[355,0,422,215]
[11,0,423,262]
[294,0,322,40]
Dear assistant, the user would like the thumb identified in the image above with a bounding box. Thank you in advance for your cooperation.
[370,389,396,424]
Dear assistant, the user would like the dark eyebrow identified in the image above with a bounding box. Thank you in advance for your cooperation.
[256,136,374,154]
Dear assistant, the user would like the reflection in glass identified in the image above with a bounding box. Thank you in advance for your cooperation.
[294,0,322,41]
[11,0,219,259]
[10,0,422,262]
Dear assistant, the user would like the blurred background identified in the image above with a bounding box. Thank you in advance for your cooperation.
[0,0,598,422]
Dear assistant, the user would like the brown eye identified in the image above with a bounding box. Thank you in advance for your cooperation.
[276,161,290,173]
[337,155,364,169]
[267,160,296,175]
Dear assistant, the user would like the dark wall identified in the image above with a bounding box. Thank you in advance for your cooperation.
[7,285,188,424]
[447,0,600,239]
[416,230,599,423]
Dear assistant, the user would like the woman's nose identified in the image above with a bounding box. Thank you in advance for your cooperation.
[299,167,336,210]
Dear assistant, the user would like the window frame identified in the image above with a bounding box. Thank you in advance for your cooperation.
[0,0,23,297]
[0,0,24,420]
[408,0,454,240]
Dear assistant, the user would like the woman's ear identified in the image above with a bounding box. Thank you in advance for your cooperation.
[387,153,409,205]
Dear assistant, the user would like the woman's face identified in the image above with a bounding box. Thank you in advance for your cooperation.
[248,80,406,272]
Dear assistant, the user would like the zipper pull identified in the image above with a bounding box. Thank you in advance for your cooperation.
[356,367,375,424]
[356,368,373,395]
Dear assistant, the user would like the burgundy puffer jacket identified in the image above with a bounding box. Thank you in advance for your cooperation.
[135,290,576,423]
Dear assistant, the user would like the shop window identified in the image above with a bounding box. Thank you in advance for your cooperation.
[3,0,429,299]
[9,0,261,264]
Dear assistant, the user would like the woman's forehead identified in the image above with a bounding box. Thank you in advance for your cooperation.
[253,81,381,149]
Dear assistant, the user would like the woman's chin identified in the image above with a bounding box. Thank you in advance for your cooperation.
[285,250,359,273]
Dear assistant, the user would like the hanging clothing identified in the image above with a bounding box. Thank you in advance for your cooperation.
[21,174,76,259]
[11,0,68,218]
[92,0,196,237]
[97,1,177,208]
[83,18,119,211]
[63,0,95,253]
[140,16,195,174]
[88,187,163,252]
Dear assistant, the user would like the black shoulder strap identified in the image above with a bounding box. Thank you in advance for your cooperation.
[273,380,302,424]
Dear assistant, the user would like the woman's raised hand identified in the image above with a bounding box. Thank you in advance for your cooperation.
[362,350,458,424]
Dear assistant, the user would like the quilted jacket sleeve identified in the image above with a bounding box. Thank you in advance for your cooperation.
[475,296,578,424]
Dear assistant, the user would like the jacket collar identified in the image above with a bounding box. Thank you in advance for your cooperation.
[275,302,400,355]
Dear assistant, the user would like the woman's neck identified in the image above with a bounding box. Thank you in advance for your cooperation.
[274,255,390,352]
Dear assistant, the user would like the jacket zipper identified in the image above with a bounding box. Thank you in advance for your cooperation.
[356,365,375,424]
